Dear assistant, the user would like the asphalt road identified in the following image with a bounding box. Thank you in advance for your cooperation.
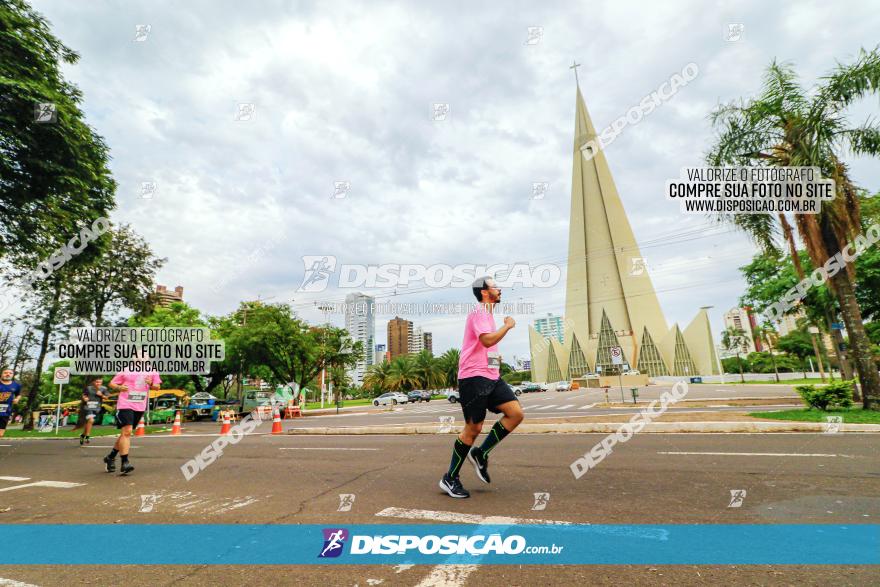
[286,384,801,428]
[1,428,877,586]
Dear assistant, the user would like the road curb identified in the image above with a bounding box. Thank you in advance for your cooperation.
[285,421,880,434]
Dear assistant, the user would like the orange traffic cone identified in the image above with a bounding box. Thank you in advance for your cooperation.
[171,410,182,435]
[271,407,283,435]
[134,418,146,437]
[219,411,231,435]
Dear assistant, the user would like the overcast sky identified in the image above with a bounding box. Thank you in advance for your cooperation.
[29,0,880,361]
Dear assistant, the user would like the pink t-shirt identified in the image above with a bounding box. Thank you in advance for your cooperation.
[112,370,161,411]
[458,306,500,380]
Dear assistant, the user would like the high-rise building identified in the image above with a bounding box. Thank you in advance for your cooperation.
[387,316,412,360]
[534,313,564,343]
[374,344,387,365]
[344,292,374,386]
[155,285,184,307]
[409,326,433,355]
[723,307,758,354]
[529,83,719,380]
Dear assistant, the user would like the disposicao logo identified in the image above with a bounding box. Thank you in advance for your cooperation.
[318,528,349,558]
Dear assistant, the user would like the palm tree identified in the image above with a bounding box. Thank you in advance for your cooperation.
[721,326,749,383]
[386,356,420,391]
[707,48,880,409]
[412,350,445,390]
[363,360,392,394]
[436,348,461,389]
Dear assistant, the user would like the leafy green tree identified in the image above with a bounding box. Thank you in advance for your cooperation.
[67,224,165,325]
[721,326,749,383]
[236,303,360,392]
[776,329,820,378]
[128,301,241,395]
[0,0,115,258]
[707,48,880,409]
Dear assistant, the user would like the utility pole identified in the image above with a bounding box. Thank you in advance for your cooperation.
[318,303,333,408]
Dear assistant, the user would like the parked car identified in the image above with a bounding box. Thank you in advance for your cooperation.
[407,390,431,403]
[623,369,641,376]
[519,382,541,393]
[373,392,409,406]
[446,389,460,403]
[539,382,551,392]
[510,384,523,396]
[554,381,572,392]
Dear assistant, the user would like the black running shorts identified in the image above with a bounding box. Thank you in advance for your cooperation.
[457,376,519,424]
[0,415,9,430]
[115,409,144,429]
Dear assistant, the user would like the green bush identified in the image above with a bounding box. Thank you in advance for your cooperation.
[794,380,855,411]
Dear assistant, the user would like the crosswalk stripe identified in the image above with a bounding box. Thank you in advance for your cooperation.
[535,405,558,410]
[558,404,576,410]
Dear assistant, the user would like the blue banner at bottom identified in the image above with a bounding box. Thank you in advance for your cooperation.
[1,524,877,565]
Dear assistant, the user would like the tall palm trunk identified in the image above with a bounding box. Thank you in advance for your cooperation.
[779,214,851,382]
[828,268,880,409]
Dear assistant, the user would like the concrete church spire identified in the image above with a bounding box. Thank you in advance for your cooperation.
[528,78,719,382]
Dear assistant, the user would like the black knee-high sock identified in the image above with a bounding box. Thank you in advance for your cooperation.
[446,438,471,478]
[479,420,510,457]
[107,448,118,459]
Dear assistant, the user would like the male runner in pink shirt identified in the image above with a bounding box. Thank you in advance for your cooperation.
[439,276,524,498]
[104,367,161,475]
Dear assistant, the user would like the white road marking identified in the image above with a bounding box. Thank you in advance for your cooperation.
[0,578,41,587]
[535,405,558,410]
[278,447,379,451]
[375,507,571,525]
[0,476,30,482]
[579,403,598,410]
[558,404,576,410]
[415,565,478,587]
[0,480,85,492]
[0,444,11,447]
[658,451,844,457]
